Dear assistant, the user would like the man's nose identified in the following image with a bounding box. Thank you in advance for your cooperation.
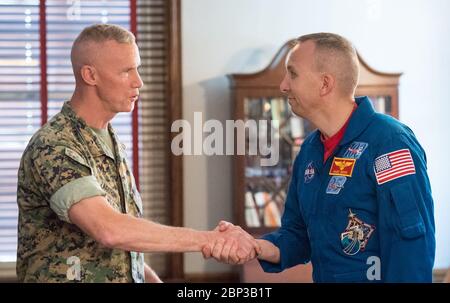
[133,72,144,89]
[279,74,289,94]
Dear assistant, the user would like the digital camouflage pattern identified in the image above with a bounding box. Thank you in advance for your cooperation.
[16,101,145,282]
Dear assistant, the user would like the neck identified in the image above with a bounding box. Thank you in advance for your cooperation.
[310,96,355,139]
[70,86,115,129]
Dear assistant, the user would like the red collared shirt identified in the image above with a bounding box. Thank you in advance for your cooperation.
[320,103,357,163]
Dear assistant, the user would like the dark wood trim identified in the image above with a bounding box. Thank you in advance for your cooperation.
[130,0,140,191]
[166,0,184,280]
[0,277,18,283]
[228,40,293,89]
[358,53,403,78]
[39,0,48,125]
[229,40,294,87]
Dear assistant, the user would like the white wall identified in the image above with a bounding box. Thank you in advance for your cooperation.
[182,0,450,273]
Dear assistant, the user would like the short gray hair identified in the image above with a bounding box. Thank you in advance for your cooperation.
[70,24,136,79]
[296,32,359,96]
[72,23,135,46]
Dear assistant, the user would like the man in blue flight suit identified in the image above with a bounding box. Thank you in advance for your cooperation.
[203,33,435,282]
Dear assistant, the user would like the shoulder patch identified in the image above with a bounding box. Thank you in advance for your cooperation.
[374,149,416,185]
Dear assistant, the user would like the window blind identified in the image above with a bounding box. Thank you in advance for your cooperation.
[46,0,133,164]
[137,0,171,277]
[0,1,173,278]
[0,0,134,264]
[0,0,40,262]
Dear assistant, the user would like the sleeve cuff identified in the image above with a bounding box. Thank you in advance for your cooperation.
[258,233,284,273]
[49,175,106,223]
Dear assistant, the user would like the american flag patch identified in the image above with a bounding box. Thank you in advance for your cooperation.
[374,149,416,185]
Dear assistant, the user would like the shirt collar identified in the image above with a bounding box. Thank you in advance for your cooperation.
[310,96,376,147]
[339,96,376,146]
[61,101,118,161]
[320,103,356,162]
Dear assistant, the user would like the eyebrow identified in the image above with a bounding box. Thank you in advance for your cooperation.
[123,64,141,71]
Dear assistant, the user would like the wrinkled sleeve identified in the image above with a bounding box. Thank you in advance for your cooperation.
[372,131,435,282]
[259,156,311,273]
[30,145,106,223]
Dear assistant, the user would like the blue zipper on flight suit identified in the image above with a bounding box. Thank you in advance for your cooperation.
[311,142,347,282]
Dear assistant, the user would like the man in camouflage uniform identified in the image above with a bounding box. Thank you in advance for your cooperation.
[17,24,259,283]
[17,102,147,282]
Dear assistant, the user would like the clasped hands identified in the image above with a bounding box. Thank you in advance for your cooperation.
[202,221,261,264]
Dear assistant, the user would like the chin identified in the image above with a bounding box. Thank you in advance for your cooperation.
[290,107,304,118]
[120,101,135,113]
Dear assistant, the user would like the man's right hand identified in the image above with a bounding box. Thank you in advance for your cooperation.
[202,221,261,264]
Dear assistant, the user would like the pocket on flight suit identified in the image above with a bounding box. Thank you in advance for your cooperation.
[390,182,426,239]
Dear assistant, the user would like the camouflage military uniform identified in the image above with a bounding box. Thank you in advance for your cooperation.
[16,101,145,282]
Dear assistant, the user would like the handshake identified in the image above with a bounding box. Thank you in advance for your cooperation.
[202,220,262,265]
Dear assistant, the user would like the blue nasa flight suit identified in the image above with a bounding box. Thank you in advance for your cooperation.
[259,96,435,282]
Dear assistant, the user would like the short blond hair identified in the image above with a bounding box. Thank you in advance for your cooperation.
[71,24,135,78]
[296,33,359,96]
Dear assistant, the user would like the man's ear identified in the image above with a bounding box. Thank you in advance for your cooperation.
[319,73,335,97]
[80,65,97,86]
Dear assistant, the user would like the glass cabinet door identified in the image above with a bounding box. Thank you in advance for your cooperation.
[243,97,314,229]
[242,94,393,230]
